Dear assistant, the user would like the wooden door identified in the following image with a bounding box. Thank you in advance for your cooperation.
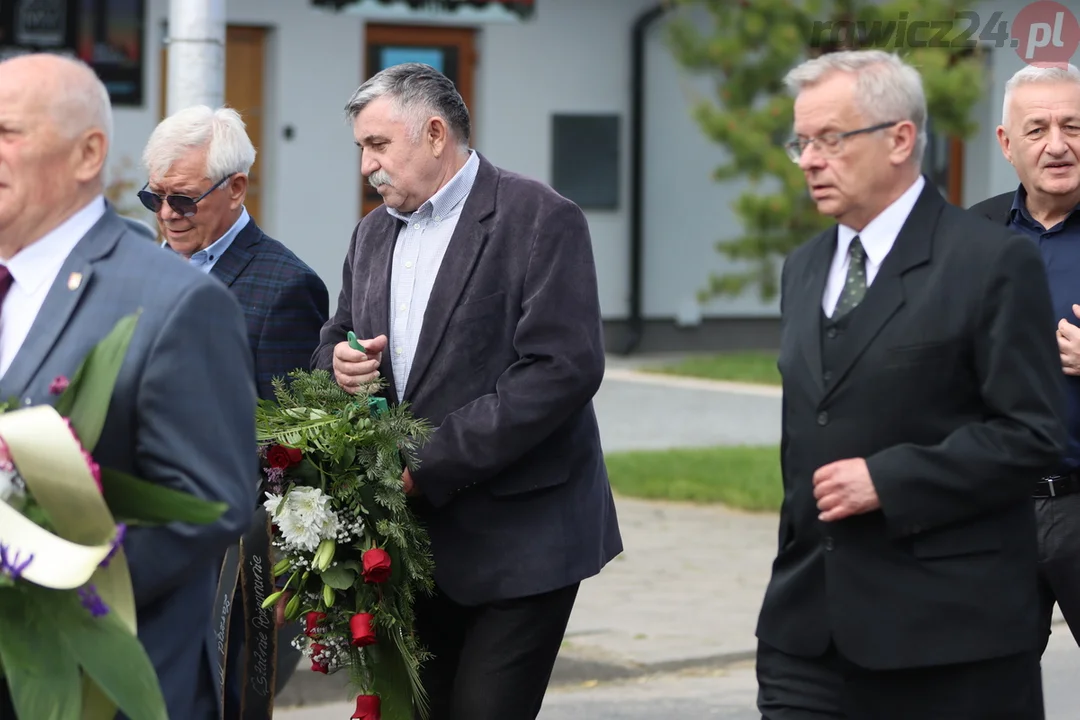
[361,24,477,218]
[159,25,268,224]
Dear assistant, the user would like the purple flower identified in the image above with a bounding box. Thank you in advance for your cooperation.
[263,465,286,494]
[99,523,127,568]
[78,584,109,618]
[0,542,33,580]
[49,376,70,395]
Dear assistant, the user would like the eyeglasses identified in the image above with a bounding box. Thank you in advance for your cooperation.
[137,174,233,217]
[784,121,900,163]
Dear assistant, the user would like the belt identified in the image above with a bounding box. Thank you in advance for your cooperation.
[1034,472,1080,498]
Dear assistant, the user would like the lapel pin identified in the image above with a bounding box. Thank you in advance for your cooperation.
[67,272,82,290]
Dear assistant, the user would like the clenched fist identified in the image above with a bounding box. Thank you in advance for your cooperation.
[333,334,387,394]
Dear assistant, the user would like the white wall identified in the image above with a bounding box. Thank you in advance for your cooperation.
[642,8,780,320]
[474,0,659,320]
[107,0,1033,324]
[108,0,364,305]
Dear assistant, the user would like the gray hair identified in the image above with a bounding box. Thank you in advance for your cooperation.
[344,63,470,148]
[142,105,256,182]
[784,50,928,165]
[1002,63,1080,126]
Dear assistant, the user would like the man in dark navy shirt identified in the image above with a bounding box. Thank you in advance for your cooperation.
[971,61,1080,654]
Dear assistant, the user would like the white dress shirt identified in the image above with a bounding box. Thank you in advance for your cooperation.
[385,150,480,401]
[0,196,106,377]
[822,175,925,317]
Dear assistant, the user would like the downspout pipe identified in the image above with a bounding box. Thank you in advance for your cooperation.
[623,2,671,355]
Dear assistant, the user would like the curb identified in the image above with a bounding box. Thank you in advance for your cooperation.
[275,648,759,709]
[602,367,783,397]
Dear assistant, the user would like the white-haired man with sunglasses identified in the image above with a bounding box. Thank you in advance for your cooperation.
[140,105,330,718]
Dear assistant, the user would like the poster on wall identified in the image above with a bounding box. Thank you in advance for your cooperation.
[0,0,144,106]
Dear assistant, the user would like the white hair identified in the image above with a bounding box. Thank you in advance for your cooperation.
[345,63,470,149]
[1002,63,1080,126]
[784,50,928,165]
[142,105,256,182]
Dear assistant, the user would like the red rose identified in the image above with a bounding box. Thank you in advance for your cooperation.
[310,643,329,674]
[305,611,327,638]
[362,548,392,584]
[267,445,303,469]
[351,694,381,719]
[349,612,377,647]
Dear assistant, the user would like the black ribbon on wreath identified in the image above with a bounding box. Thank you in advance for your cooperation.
[213,506,278,719]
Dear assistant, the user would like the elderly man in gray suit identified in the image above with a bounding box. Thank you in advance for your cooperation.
[0,54,256,719]
[310,62,623,720]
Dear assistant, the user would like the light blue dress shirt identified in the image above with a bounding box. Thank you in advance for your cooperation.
[163,207,250,274]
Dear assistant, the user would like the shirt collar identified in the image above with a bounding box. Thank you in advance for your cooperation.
[837,174,925,266]
[163,207,250,264]
[386,150,480,224]
[1010,183,1079,230]
[2,195,106,293]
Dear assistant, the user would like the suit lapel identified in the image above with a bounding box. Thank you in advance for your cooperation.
[794,231,835,396]
[1,211,123,399]
[208,218,258,288]
[820,182,941,401]
[364,212,398,400]
[403,160,497,403]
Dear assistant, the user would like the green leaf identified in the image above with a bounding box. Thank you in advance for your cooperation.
[55,312,141,452]
[319,565,356,590]
[100,467,227,525]
[48,590,168,720]
[0,590,82,720]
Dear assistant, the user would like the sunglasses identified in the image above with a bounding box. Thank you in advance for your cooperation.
[137,174,233,217]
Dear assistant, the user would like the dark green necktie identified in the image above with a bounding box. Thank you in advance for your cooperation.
[833,236,866,318]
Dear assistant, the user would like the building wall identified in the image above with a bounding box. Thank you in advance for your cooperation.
[104,0,1048,345]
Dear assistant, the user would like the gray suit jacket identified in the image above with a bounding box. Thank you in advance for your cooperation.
[0,208,257,719]
[314,153,623,605]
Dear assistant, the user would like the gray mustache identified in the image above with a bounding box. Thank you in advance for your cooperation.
[368,170,392,188]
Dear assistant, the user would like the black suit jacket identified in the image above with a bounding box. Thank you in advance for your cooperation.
[756,179,1067,670]
[968,191,1016,226]
[313,153,623,605]
[209,218,329,400]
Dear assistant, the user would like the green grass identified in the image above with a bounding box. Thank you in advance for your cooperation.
[605,445,782,512]
[645,351,781,386]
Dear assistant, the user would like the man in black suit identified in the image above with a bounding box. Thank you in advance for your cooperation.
[756,49,1067,719]
[970,62,1080,655]
[312,63,623,720]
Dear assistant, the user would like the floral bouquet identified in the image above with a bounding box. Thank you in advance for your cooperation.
[256,369,434,720]
[0,313,229,720]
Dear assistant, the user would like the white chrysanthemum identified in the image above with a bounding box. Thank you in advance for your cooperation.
[263,492,282,517]
[270,486,340,553]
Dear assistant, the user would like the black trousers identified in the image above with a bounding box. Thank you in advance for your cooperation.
[414,582,579,720]
[756,639,1045,720]
[1035,493,1080,652]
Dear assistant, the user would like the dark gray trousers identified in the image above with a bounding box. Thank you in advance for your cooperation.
[1035,493,1080,652]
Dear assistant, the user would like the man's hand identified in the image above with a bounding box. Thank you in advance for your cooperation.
[813,458,880,522]
[333,334,387,393]
[274,590,292,629]
[1057,305,1080,376]
[402,466,420,497]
